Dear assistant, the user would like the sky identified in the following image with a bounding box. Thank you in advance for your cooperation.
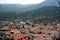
[0,0,45,5]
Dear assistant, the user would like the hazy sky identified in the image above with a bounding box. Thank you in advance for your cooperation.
[0,0,45,4]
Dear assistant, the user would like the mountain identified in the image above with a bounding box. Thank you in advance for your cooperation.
[1,6,58,23]
[40,0,60,7]
[19,6,60,21]
[0,0,60,21]
[0,0,60,13]
[0,6,60,21]
[0,4,33,13]
[57,0,60,5]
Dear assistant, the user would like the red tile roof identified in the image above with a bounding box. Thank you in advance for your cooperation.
[13,33,28,40]
[2,26,10,30]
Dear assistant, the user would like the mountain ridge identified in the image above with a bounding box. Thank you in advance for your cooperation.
[0,0,60,13]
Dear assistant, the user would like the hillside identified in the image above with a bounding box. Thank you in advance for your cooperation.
[19,6,60,21]
[0,0,60,21]
[0,12,18,21]
[0,6,60,20]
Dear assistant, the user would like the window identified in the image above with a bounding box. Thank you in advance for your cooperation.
[10,32,14,34]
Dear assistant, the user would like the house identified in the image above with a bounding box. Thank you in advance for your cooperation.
[10,29,21,38]
[57,22,60,27]
[0,26,10,40]
[13,33,28,40]
[1,26,10,35]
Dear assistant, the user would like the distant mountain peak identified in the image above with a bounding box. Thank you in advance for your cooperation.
[39,0,60,7]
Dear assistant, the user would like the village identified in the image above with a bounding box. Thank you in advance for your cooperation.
[0,19,60,40]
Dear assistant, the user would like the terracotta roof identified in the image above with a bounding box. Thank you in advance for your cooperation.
[10,29,21,34]
[13,33,28,40]
[42,29,50,34]
[2,26,10,30]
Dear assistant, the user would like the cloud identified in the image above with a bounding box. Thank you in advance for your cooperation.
[0,0,45,4]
